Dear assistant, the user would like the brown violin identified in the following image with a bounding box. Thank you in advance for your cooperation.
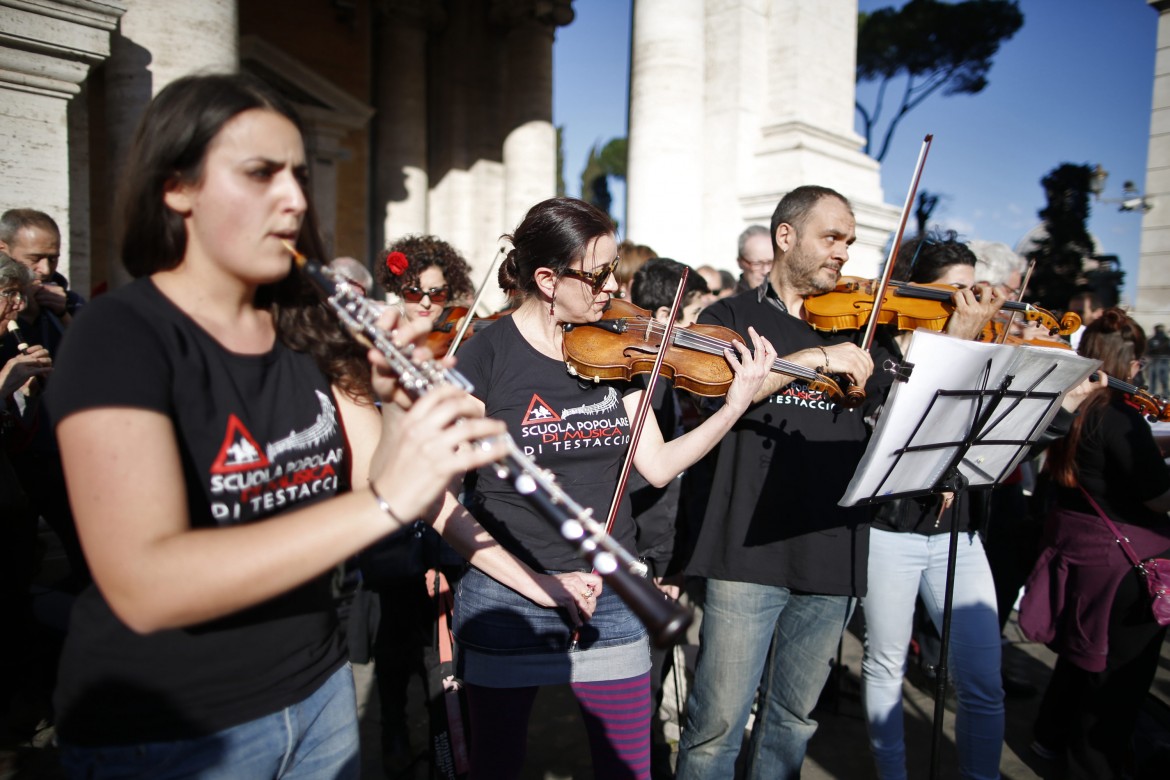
[804,277,1081,337]
[979,321,1075,350]
[561,299,864,406]
[972,332,1170,421]
[1094,372,1170,423]
[425,306,508,358]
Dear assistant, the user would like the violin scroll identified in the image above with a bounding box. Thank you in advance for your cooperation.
[842,381,867,409]
[1058,311,1082,336]
[804,371,865,409]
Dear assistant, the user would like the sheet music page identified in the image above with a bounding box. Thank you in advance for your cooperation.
[839,330,1098,507]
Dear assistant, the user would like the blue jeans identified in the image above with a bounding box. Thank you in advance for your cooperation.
[58,663,359,780]
[861,528,1004,780]
[676,579,854,780]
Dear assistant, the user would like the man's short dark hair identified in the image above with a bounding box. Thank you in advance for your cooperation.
[0,209,60,245]
[630,257,709,313]
[769,186,851,251]
[893,230,974,284]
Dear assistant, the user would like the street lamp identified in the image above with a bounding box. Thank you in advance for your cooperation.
[1090,164,1153,212]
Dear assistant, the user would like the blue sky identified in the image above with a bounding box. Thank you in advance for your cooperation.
[553,0,1158,303]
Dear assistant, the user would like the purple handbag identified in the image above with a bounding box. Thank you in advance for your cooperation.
[1080,487,1170,626]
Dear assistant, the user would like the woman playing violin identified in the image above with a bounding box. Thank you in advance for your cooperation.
[858,232,1103,780]
[376,234,474,327]
[369,233,476,771]
[1023,309,1170,778]
[860,233,1014,780]
[451,196,775,779]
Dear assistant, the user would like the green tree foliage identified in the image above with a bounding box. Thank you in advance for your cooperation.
[1084,255,1124,309]
[914,190,940,237]
[581,137,627,225]
[856,0,1023,162]
[1026,163,1095,311]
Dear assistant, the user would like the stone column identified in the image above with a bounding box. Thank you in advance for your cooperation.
[104,0,237,286]
[495,0,573,232]
[0,0,125,286]
[626,0,705,257]
[374,0,435,255]
[67,80,92,298]
[748,0,897,278]
[1134,0,1170,329]
[702,0,768,270]
[764,0,854,135]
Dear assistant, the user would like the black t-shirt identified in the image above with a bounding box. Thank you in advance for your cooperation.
[1057,396,1170,528]
[45,279,348,745]
[685,285,874,597]
[456,315,638,572]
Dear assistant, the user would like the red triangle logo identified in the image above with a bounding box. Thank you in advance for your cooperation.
[211,415,270,474]
[521,394,561,425]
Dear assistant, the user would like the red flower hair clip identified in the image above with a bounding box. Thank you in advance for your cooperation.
[385,251,409,276]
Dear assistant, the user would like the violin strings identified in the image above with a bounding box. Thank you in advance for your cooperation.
[627,318,819,381]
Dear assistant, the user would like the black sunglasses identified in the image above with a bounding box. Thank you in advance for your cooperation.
[401,285,449,304]
[560,255,621,295]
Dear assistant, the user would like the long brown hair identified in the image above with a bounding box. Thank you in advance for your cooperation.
[1046,307,1147,487]
[117,73,371,401]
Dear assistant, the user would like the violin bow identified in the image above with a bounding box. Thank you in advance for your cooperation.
[447,248,504,358]
[861,133,934,352]
[997,259,1036,344]
[567,271,689,650]
[600,268,691,545]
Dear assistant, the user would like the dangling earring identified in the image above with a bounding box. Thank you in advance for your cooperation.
[549,295,556,317]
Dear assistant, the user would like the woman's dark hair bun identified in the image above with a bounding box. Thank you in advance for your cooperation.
[497,248,521,293]
[1095,307,1129,333]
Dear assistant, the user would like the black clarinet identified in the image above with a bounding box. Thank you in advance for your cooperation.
[292,250,691,647]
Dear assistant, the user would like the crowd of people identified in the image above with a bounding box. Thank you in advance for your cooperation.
[1,71,1167,780]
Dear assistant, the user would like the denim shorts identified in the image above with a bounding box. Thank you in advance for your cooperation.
[57,663,358,780]
[454,566,650,687]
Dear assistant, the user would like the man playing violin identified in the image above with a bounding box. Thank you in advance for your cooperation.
[677,185,880,779]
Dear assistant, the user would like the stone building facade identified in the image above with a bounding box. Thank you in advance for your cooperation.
[1,0,897,306]
[626,0,899,277]
[1134,0,1170,329]
[0,0,572,303]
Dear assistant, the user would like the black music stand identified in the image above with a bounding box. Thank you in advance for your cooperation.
[840,330,1097,779]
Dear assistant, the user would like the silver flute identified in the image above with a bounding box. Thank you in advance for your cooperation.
[294,252,691,647]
